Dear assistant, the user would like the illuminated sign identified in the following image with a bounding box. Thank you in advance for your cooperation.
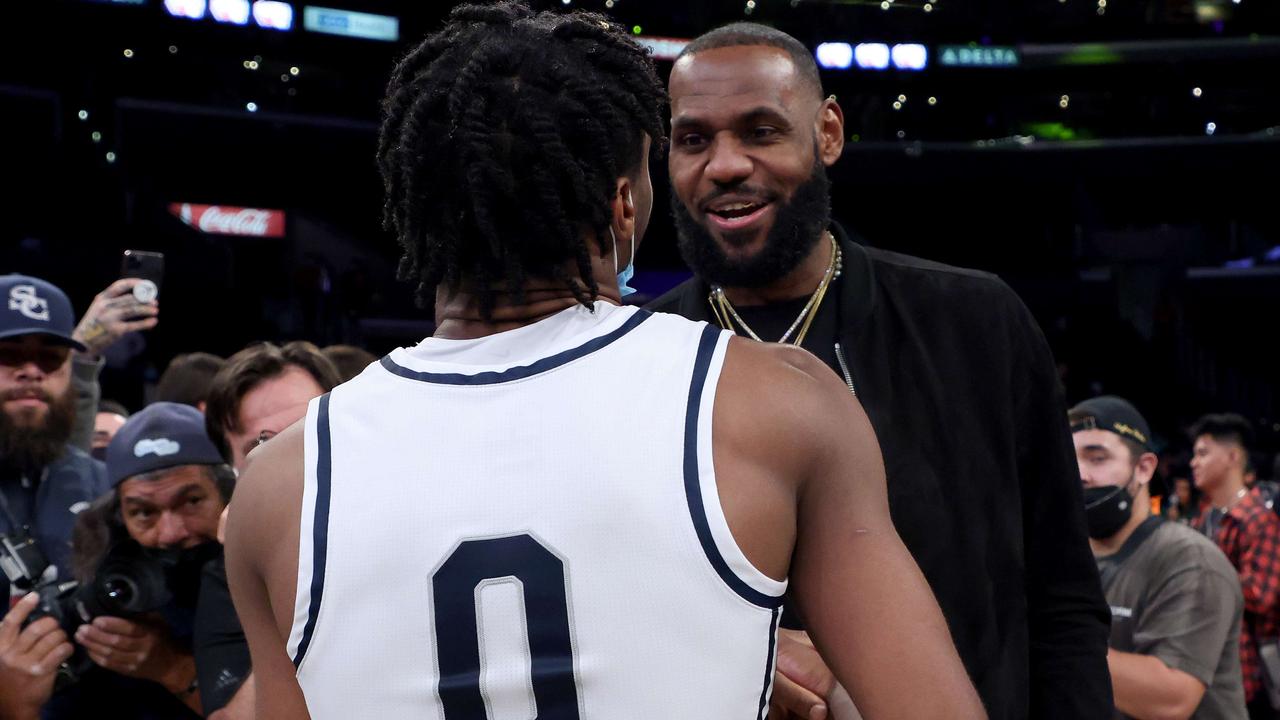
[169,203,286,237]
[938,45,1020,68]
[303,6,398,41]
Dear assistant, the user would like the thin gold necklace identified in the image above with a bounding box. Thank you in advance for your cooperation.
[708,233,842,347]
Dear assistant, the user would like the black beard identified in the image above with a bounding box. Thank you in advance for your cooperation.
[672,158,832,289]
[0,387,76,475]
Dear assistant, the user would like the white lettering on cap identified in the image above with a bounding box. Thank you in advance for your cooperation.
[134,438,181,457]
[7,285,50,322]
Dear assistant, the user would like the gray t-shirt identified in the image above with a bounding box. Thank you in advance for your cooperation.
[1096,517,1248,719]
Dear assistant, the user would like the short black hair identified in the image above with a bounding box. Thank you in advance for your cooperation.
[322,344,378,384]
[377,1,667,319]
[97,399,130,418]
[1190,413,1255,451]
[204,341,339,461]
[155,352,226,408]
[678,22,823,100]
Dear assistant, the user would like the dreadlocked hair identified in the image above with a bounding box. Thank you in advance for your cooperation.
[377,1,668,318]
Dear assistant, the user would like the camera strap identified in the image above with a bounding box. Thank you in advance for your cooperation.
[0,485,22,534]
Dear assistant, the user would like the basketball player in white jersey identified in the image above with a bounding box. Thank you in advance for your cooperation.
[225,3,984,718]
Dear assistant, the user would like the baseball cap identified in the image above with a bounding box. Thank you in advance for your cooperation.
[1069,395,1155,452]
[0,274,86,352]
[106,402,226,487]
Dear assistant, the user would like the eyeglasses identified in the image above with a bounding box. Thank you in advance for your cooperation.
[0,344,70,374]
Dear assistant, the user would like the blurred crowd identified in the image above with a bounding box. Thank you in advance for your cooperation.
[1,273,372,719]
[4,268,1279,719]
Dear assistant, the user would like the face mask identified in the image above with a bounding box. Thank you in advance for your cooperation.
[611,189,637,298]
[1082,476,1136,540]
[168,541,222,608]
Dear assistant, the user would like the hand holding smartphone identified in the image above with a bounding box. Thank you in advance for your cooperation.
[120,250,164,304]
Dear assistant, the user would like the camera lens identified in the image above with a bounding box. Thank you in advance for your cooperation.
[101,575,139,611]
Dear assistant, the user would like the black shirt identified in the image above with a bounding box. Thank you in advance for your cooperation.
[193,555,251,715]
[722,285,842,372]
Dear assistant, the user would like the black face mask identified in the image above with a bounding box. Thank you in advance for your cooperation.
[165,541,222,608]
[1083,476,1136,540]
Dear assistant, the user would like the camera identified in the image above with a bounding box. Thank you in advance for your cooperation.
[0,531,178,686]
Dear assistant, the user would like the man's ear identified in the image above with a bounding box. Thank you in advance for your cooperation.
[1135,452,1160,487]
[609,177,637,254]
[817,95,845,166]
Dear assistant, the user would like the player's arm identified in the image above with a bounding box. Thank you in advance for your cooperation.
[772,348,985,719]
[224,424,311,720]
[1107,650,1205,720]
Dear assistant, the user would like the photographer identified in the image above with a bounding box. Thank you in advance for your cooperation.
[0,274,108,720]
[45,402,231,719]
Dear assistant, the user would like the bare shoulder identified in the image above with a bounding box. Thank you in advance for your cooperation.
[225,421,305,600]
[229,424,305,544]
[720,337,870,437]
[224,420,312,719]
[721,336,847,403]
[716,336,880,486]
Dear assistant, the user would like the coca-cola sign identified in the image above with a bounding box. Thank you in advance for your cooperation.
[168,203,286,237]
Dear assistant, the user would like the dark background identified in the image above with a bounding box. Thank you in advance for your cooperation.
[2,0,1278,466]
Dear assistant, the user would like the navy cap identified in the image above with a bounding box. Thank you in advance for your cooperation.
[0,274,86,352]
[107,402,226,487]
[1070,395,1155,452]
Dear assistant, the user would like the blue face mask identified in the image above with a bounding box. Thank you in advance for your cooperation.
[611,222,637,299]
[617,255,636,298]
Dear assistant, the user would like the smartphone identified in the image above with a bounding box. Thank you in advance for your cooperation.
[121,250,164,301]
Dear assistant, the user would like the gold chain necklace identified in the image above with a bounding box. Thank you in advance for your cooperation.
[708,233,842,347]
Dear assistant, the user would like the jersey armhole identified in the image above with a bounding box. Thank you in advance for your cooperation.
[683,325,788,609]
[287,392,331,671]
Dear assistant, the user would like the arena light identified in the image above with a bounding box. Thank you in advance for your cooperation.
[634,36,690,61]
[253,1,294,29]
[891,43,928,71]
[854,43,891,70]
[303,6,399,42]
[815,43,854,70]
[211,0,250,24]
[164,0,207,19]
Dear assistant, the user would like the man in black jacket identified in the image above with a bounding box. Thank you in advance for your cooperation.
[649,23,1111,719]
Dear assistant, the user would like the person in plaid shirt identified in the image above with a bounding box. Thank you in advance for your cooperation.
[1191,413,1280,719]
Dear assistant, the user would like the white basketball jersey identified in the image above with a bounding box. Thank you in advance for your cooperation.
[289,302,787,719]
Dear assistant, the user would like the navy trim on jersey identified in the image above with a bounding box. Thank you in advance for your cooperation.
[379,309,651,385]
[292,392,332,669]
[683,324,785,610]
[756,608,782,720]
